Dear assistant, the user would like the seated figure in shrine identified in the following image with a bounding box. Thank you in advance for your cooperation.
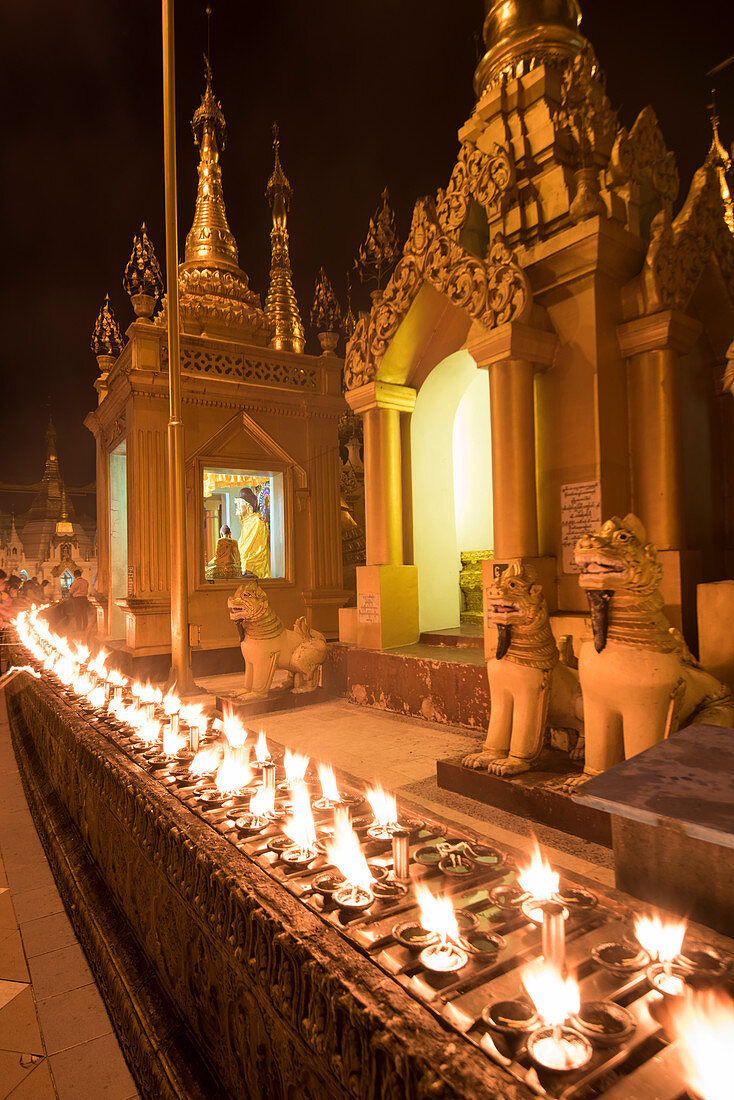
[235,488,271,578]
[205,525,242,581]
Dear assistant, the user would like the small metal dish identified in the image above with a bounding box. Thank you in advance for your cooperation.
[312,870,346,897]
[591,940,651,975]
[481,998,538,1035]
[461,930,505,958]
[392,921,439,951]
[489,882,527,913]
[573,1000,636,1047]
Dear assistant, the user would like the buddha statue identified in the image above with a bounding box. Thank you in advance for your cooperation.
[235,487,271,578]
[205,525,242,581]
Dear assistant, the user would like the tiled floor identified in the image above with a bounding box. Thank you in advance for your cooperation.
[0,695,139,1100]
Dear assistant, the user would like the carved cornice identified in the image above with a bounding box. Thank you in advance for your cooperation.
[344,195,531,390]
[610,106,679,210]
[436,140,515,237]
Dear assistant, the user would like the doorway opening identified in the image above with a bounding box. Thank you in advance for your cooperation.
[109,442,127,639]
[410,350,493,633]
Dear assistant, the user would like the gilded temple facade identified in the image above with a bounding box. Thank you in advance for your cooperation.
[86,66,345,674]
[343,0,734,652]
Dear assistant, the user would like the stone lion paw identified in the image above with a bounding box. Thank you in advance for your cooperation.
[461,750,507,770]
[558,773,589,795]
[489,756,531,777]
[569,736,585,763]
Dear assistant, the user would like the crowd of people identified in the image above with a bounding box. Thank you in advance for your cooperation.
[0,569,92,638]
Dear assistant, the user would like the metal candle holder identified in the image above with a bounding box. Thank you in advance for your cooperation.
[527,1026,592,1072]
[419,938,468,974]
[572,1001,636,1047]
[481,999,538,1035]
[333,883,374,914]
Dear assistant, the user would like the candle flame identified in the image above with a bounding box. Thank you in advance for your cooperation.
[522,958,580,1026]
[163,688,181,716]
[138,719,161,745]
[108,669,126,687]
[669,990,734,1100]
[283,784,317,852]
[139,682,163,705]
[86,685,106,708]
[222,707,248,749]
[189,745,221,776]
[518,841,559,901]
[90,650,109,678]
[255,730,271,764]
[326,808,371,891]
[318,763,340,803]
[414,883,459,942]
[284,748,309,785]
[366,784,398,830]
[163,722,186,757]
[250,784,275,818]
[634,912,686,963]
[215,747,252,794]
[180,704,205,729]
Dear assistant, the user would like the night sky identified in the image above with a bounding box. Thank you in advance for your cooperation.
[2,0,732,491]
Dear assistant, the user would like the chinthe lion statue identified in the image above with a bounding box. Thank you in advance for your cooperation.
[568,513,734,788]
[462,562,584,776]
[228,576,328,699]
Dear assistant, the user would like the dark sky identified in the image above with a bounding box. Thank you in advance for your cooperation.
[1,0,732,490]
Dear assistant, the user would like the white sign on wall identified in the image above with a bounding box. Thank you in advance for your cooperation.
[357,592,380,624]
[561,480,602,573]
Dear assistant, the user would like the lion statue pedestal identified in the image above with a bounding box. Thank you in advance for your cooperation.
[228,578,328,700]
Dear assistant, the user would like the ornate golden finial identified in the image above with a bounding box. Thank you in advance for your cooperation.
[55,488,74,538]
[356,188,399,294]
[475,0,586,97]
[707,91,734,235]
[184,55,239,270]
[90,294,124,361]
[310,267,343,334]
[342,273,357,340]
[264,125,305,353]
[123,223,164,318]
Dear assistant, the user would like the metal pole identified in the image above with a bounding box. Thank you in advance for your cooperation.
[162,0,193,691]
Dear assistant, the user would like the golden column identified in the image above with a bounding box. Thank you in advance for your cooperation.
[617,310,701,550]
[162,0,193,690]
[347,381,418,649]
[470,322,558,560]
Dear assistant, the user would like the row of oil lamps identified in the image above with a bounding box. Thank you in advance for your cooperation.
[11,609,734,1094]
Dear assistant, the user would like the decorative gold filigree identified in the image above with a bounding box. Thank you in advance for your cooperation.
[436,140,515,237]
[610,106,679,210]
[91,293,124,360]
[344,198,531,390]
[123,223,164,300]
[640,161,734,313]
[155,265,268,338]
[310,268,342,334]
[356,188,399,292]
[556,44,617,165]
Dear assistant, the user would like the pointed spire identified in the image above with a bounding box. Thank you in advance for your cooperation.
[184,55,239,270]
[123,223,164,317]
[43,415,60,482]
[310,268,343,334]
[707,91,734,235]
[90,294,124,361]
[343,273,357,340]
[265,124,305,353]
[55,488,74,538]
[356,188,399,295]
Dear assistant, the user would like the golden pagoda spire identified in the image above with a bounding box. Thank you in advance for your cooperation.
[55,488,74,538]
[42,416,61,483]
[265,124,305,353]
[184,55,239,270]
[707,92,734,235]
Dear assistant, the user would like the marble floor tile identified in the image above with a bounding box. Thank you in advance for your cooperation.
[10,886,64,928]
[0,987,44,1056]
[6,1058,56,1099]
[0,930,30,984]
[19,914,75,961]
[0,1049,44,1099]
[0,979,28,1013]
[36,983,113,1055]
[50,1033,137,1100]
[27,945,93,1002]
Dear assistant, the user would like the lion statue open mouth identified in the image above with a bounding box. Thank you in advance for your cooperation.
[228,576,327,699]
[566,513,734,789]
[462,561,584,776]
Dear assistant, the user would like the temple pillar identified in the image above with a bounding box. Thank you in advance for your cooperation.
[470,321,558,560]
[347,381,418,649]
[617,310,701,551]
[204,498,221,560]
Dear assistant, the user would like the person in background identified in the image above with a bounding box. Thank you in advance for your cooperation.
[69,569,90,633]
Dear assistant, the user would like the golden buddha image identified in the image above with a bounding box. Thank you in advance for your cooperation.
[235,487,270,578]
[205,525,242,581]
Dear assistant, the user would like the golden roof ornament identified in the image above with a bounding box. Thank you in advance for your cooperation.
[264,124,305,353]
[356,188,399,297]
[310,267,343,337]
[342,274,357,340]
[184,54,239,271]
[123,222,164,319]
[90,294,124,363]
[707,93,734,235]
[55,488,74,539]
[474,0,586,98]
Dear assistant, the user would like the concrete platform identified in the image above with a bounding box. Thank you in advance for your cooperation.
[436,751,613,847]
